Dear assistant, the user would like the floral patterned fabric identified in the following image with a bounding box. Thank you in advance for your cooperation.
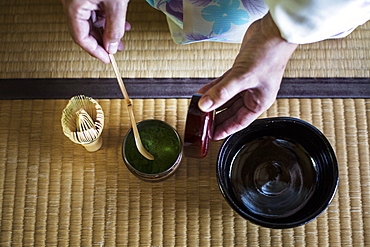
[147,0,370,45]
[146,0,268,44]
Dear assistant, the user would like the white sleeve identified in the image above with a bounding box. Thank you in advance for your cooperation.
[265,0,370,44]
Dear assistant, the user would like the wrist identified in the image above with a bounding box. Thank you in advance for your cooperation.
[260,13,298,56]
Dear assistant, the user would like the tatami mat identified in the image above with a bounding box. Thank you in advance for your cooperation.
[0,98,369,246]
[1,0,370,246]
[0,0,369,78]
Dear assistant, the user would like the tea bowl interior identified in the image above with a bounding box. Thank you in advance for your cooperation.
[217,117,338,229]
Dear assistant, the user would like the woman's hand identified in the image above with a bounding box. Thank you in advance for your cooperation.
[198,13,298,140]
[61,0,131,63]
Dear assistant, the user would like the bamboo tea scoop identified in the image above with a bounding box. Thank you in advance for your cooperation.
[109,53,154,160]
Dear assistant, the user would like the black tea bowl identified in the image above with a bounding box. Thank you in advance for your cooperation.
[217,117,338,229]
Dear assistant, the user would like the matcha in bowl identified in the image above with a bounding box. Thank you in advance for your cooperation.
[122,119,183,181]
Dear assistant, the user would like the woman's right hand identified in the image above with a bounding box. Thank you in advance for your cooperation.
[197,13,298,140]
[61,0,131,63]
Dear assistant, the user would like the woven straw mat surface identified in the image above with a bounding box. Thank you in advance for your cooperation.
[0,0,369,78]
[0,98,369,246]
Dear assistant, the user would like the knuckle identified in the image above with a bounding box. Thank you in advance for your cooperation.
[71,34,85,47]
[214,86,231,101]
[235,114,248,129]
[105,28,124,41]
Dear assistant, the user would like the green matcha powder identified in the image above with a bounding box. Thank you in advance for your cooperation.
[125,125,180,174]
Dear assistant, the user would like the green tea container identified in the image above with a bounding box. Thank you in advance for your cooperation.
[122,119,183,181]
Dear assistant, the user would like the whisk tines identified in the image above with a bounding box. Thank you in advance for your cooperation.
[61,95,104,152]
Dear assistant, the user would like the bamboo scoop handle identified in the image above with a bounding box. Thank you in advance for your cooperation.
[109,54,154,160]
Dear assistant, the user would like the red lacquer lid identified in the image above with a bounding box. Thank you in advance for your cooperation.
[184,94,215,158]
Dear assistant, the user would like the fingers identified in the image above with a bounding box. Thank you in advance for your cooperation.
[197,69,231,95]
[211,90,272,140]
[102,0,130,54]
[91,16,129,52]
[62,0,130,63]
[76,33,111,63]
[213,104,261,140]
[198,71,254,113]
[197,77,221,95]
[66,6,112,63]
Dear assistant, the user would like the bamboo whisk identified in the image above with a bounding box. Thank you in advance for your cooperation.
[62,95,104,152]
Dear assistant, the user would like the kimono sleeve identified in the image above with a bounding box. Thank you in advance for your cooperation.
[265,0,370,44]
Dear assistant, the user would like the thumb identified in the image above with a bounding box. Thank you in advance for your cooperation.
[198,72,248,112]
[103,0,129,54]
